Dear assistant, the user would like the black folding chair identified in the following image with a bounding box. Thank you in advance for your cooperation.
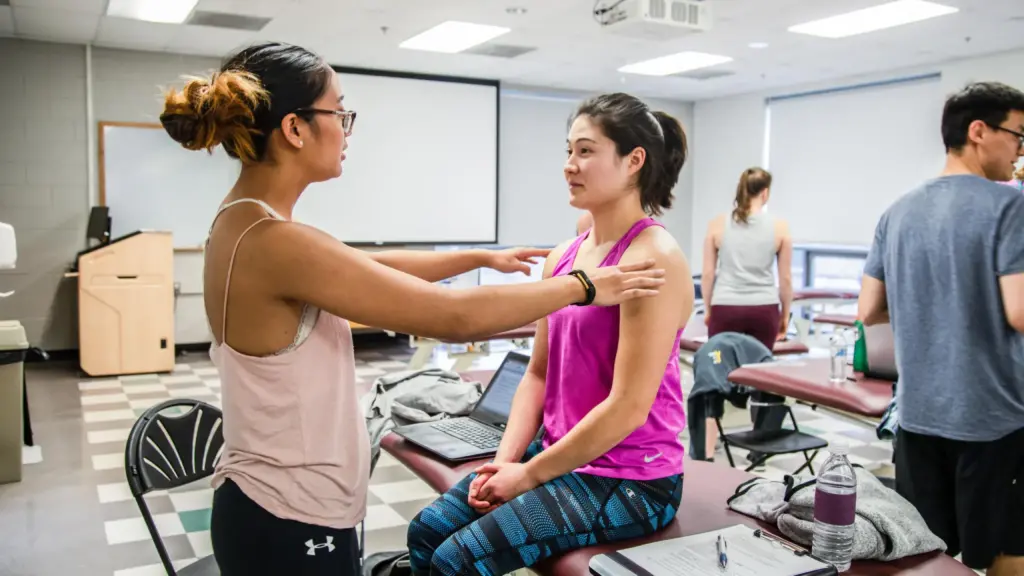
[125,399,223,576]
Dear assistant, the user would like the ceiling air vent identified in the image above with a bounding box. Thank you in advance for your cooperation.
[186,10,272,31]
[674,68,735,80]
[464,44,537,58]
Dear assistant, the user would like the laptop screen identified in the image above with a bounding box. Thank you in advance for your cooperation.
[471,352,529,427]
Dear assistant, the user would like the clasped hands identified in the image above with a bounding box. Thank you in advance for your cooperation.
[466,462,541,514]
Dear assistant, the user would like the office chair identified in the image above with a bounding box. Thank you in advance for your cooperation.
[125,399,222,576]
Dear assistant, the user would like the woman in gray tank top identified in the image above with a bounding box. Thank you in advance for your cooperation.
[698,167,793,460]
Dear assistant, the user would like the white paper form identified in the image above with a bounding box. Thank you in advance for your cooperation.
[610,525,831,576]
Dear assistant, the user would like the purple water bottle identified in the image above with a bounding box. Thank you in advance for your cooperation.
[812,440,857,571]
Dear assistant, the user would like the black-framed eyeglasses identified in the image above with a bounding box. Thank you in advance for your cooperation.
[987,123,1024,148]
[295,108,357,135]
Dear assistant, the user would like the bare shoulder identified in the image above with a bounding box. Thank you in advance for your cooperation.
[621,225,693,326]
[774,217,791,235]
[706,213,727,243]
[709,213,727,232]
[621,226,689,275]
[244,218,369,288]
[541,238,576,279]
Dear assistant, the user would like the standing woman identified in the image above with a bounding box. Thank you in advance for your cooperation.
[699,167,792,458]
[159,42,665,575]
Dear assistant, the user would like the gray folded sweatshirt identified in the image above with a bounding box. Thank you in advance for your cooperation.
[361,368,484,474]
[727,466,946,561]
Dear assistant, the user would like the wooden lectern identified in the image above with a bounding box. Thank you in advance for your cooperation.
[71,231,175,377]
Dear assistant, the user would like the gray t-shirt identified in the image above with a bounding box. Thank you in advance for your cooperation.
[864,174,1024,442]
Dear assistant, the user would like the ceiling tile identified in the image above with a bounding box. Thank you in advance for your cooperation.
[3,0,1024,102]
[164,23,257,58]
[10,0,106,13]
[194,0,293,18]
[94,16,177,51]
[12,6,99,43]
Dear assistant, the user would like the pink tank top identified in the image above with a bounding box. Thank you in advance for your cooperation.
[543,217,686,480]
[207,200,369,529]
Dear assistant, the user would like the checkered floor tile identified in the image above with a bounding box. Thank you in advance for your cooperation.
[79,342,894,575]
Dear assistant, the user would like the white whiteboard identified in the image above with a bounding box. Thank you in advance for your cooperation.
[101,123,236,247]
[100,70,499,246]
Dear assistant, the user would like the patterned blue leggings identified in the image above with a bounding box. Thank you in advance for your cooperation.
[406,441,683,576]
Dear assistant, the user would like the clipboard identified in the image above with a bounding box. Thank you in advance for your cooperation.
[588,525,838,576]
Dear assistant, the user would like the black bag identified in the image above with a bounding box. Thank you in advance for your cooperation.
[363,551,411,576]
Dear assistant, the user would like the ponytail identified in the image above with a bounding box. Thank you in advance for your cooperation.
[732,167,772,224]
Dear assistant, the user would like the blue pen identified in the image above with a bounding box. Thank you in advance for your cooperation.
[717,534,728,570]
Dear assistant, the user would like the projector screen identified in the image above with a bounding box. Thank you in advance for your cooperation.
[766,75,945,246]
[293,67,499,245]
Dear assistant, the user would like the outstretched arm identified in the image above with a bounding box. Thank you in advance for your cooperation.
[259,222,664,343]
[370,247,549,283]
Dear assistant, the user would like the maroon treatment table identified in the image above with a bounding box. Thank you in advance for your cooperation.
[679,321,809,355]
[379,368,966,575]
[793,288,860,301]
[380,433,969,575]
[728,357,893,418]
[814,313,858,327]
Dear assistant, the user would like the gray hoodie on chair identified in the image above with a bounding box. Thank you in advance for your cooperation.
[727,466,945,561]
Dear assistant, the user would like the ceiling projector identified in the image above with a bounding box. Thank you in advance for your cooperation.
[595,0,713,40]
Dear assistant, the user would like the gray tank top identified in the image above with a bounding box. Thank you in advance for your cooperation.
[711,211,780,306]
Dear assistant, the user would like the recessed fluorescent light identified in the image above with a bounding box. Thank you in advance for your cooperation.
[106,0,199,24]
[748,42,769,49]
[788,0,958,39]
[399,21,511,53]
[618,51,732,76]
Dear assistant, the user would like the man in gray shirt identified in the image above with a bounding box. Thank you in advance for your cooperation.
[859,81,1024,575]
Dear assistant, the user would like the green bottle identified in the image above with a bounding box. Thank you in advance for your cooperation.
[852,320,868,373]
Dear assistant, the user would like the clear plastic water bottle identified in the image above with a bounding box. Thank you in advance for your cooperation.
[812,441,857,572]
[828,333,847,382]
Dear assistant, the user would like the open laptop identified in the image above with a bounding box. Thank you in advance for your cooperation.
[392,351,529,462]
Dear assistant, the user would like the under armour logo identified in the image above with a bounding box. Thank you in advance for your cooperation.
[305,536,335,556]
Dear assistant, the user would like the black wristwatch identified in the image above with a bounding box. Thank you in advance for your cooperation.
[568,269,596,306]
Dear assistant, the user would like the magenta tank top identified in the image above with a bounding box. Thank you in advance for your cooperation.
[543,217,686,480]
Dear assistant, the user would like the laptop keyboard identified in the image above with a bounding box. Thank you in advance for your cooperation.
[431,419,502,450]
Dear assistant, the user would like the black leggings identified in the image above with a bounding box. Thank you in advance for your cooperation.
[210,479,361,575]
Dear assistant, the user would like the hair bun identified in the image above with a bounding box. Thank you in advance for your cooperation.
[159,70,269,163]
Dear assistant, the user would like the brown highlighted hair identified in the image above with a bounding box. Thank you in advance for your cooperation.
[160,42,334,163]
[570,93,688,216]
[733,167,772,224]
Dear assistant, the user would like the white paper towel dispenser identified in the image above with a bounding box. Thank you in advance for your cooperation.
[0,222,15,270]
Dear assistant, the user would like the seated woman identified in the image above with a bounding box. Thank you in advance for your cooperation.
[407,93,694,576]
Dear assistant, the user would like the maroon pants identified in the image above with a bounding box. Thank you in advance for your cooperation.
[708,304,781,351]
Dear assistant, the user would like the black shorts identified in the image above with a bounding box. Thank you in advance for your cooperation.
[210,479,361,575]
[894,426,1024,569]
